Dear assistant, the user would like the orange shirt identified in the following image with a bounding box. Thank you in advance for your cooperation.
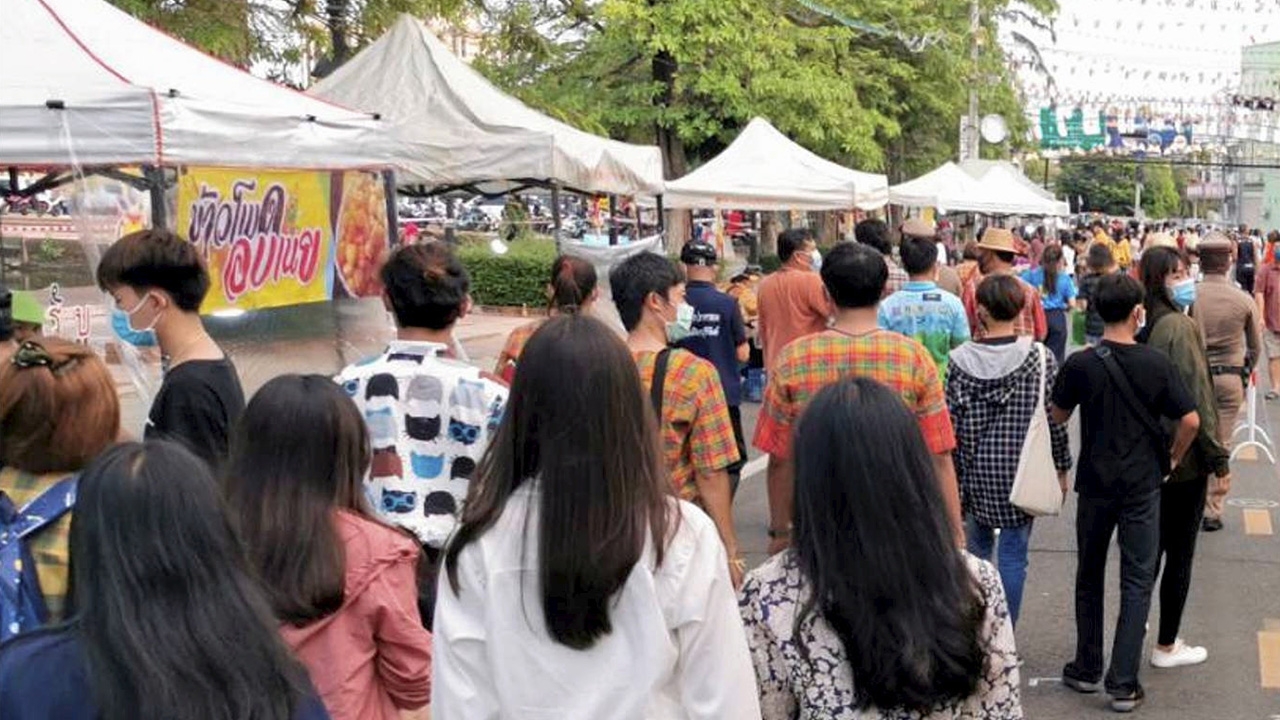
[757,267,831,371]
[495,319,543,383]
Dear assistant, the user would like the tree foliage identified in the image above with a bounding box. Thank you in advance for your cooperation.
[1056,160,1184,219]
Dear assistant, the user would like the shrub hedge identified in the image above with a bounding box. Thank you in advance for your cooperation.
[457,238,557,307]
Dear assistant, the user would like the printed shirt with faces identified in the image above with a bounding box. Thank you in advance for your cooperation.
[337,341,508,549]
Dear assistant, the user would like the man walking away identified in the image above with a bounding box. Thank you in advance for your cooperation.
[756,229,830,372]
[965,227,1047,342]
[1194,234,1262,532]
[336,242,509,624]
[755,243,962,555]
[1237,230,1258,294]
[677,241,751,495]
[1077,244,1118,347]
[855,218,908,296]
[878,219,970,374]
[1254,231,1280,400]
[611,253,744,587]
[1051,273,1200,713]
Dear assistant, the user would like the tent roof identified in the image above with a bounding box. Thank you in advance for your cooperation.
[958,159,1071,215]
[308,15,665,197]
[889,160,1068,216]
[0,0,392,170]
[662,118,888,211]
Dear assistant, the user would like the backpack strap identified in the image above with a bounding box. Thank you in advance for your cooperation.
[651,349,672,423]
[1095,347,1168,447]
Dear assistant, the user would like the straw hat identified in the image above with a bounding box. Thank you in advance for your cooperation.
[901,217,936,239]
[1198,231,1232,256]
[1145,232,1177,249]
[976,227,1020,254]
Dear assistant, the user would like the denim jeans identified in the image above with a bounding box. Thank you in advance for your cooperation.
[966,517,1034,626]
[1065,488,1161,696]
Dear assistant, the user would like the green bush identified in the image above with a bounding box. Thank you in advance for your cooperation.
[457,238,557,307]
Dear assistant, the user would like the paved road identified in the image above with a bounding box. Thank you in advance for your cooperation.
[728,360,1280,718]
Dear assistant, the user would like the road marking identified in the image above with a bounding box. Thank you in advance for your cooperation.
[1244,508,1274,536]
[1260,627,1280,688]
[1229,498,1280,509]
[741,455,768,479]
[1240,446,1259,461]
[1026,677,1061,688]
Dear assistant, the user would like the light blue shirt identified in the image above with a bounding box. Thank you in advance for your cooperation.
[1020,268,1077,311]
[878,280,970,371]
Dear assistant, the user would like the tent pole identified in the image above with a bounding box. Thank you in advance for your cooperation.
[445,197,456,245]
[608,195,618,246]
[143,165,168,230]
[6,168,18,194]
[382,170,398,246]
[550,183,562,252]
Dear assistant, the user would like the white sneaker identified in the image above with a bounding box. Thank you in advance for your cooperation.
[1151,639,1208,668]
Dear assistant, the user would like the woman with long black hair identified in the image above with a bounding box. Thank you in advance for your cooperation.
[0,441,330,720]
[433,314,757,719]
[740,378,1021,719]
[224,375,432,720]
[1139,246,1227,669]
[494,254,598,383]
[1022,244,1077,362]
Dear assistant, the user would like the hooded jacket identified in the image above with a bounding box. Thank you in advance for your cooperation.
[947,337,1072,527]
[280,511,432,720]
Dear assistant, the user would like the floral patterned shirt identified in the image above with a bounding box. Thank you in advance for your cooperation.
[739,551,1022,720]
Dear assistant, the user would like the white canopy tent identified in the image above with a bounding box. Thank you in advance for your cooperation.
[958,159,1071,216]
[309,15,665,197]
[661,118,888,211]
[0,0,393,170]
[889,160,1068,216]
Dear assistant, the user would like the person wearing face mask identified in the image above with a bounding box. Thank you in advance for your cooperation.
[963,228,1047,342]
[610,252,744,588]
[1137,245,1228,672]
[756,228,831,372]
[1050,273,1200,712]
[96,229,244,470]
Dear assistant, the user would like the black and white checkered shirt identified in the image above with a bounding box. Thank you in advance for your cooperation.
[947,342,1073,528]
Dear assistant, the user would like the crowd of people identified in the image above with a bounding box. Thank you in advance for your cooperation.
[0,214,1270,718]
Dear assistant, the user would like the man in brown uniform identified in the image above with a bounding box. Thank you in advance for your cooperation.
[1194,234,1263,532]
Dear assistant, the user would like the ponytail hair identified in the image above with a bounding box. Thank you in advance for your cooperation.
[548,255,597,313]
[1041,244,1062,296]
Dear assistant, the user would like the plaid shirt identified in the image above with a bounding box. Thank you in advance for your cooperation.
[635,349,741,500]
[0,467,74,621]
[754,330,956,459]
[964,274,1048,341]
[885,259,909,298]
[495,319,543,383]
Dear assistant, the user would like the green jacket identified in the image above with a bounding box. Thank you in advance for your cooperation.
[1145,302,1229,481]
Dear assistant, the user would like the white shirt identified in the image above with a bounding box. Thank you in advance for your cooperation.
[336,340,508,548]
[431,485,761,720]
[1062,243,1076,276]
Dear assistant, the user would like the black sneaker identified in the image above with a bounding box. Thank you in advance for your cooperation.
[1062,672,1101,694]
[1202,517,1224,532]
[1109,686,1146,713]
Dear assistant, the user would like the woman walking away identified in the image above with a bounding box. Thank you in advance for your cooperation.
[1139,247,1228,669]
[434,314,758,720]
[0,339,120,633]
[224,375,432,720]
[1022,244,1078,362]
[740,378,1022,719]
[0,441,330,720]
[494,254,598,383]
[948,275,1073,627]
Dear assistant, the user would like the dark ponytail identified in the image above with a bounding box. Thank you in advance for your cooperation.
[548,255,597,313]
[1041,244,1062,296]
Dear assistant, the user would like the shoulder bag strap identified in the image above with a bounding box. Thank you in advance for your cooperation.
[1095,346,1167,443]
[651,349,672,422]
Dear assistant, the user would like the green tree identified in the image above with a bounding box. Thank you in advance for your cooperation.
[108,0,257,65]
[1056,160,1184,219]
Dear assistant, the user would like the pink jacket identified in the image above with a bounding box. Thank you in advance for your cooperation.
[281,511,432,720]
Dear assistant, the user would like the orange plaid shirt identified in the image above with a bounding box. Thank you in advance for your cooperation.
[635,349,741,500]
[963,273,1047,341]
[495,319,544,383]
[754,329,956,459]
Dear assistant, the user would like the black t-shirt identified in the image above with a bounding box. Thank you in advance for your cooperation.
[145,358,245,470]
[1052,341,1196,497]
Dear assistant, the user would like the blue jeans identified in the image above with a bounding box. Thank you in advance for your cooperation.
[965,517,1033,626]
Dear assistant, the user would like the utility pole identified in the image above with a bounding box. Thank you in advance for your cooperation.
[964,0,980,162]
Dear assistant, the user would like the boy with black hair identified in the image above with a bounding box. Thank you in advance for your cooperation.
[97,229,244,469]
[1051,272,1201,713]
[610,252,743,587]
[755,242,962,554]
[756,228,829,371]
[336,242,508,621]
[878,222,970,373]
[854,218,908,295]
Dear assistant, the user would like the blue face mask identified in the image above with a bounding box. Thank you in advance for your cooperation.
[1169,278,1197,310]
[111,294,159,347]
